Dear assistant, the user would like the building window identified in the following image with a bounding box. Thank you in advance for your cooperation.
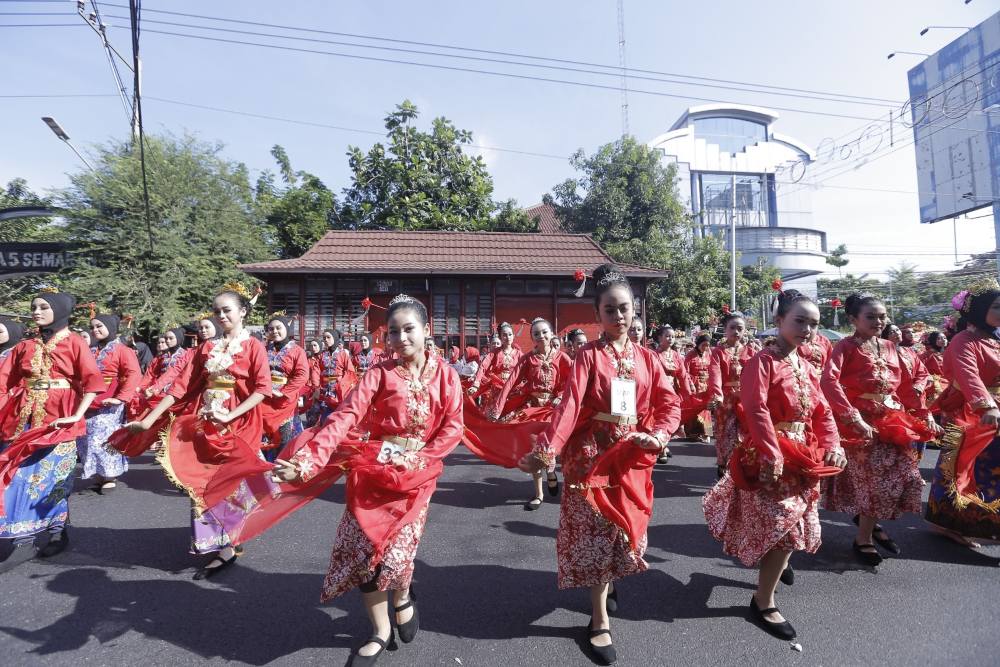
[698,172,769,228]
[496,279,525,295]
[692,116,767,154]
[464,281,493,351]
[433,292,461,355]
[525,279,553,295]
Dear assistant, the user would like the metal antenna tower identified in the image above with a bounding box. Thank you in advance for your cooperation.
[617,0,629,137]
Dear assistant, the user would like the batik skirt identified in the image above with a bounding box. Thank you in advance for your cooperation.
[925,435,1000,540]
[0,440,77,539]
[77,403,129,480]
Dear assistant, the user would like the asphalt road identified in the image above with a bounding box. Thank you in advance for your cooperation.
[0,440,998,666]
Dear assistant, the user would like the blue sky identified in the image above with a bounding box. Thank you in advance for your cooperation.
[2,0,997,281]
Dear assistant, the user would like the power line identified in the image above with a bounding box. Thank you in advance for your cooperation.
[99,2,903,106]
[110,25,891,124]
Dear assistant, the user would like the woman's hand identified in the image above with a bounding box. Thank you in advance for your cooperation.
[124,419,152,433]
[627,432,663,451]
[852,418,876,441]
[208,408,233,425]
[825,449,848,469]
[980,408,1000,429]
[466,385,479,396]
[50,415,82,429]
[925,417,944,437]
[144,388,155,398]
[271,458,301,483]
[758,459,782,484]
[102,398,122,407]
[272,390,284,399]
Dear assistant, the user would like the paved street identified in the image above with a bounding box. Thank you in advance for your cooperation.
[0,440,998,666]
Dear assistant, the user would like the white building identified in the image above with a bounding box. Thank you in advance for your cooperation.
[648,104,828,291]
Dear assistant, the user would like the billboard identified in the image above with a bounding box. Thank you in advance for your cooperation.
[908,12,1000,224]
[0,243,73,278]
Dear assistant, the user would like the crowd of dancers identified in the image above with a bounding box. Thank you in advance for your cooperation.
[0,266,998,666]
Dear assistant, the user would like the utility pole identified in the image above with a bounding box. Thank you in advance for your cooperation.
[617,0,629,138]
[730,173,737,311]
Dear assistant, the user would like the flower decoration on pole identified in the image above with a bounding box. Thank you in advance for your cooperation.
[830,297,842,327]
[351,296,387,326]
[515,317,529,337]
[573,269,587,298]
[771,278,783,293]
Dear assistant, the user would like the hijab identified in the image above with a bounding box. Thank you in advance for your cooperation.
[93,314,120,349]
[268,316,294,350]
[167,327,186,353]
[0,318,25,354]
[35,292,76,343]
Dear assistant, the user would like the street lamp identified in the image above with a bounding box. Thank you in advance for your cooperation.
[920,26,971,36]
[887,51,929,60]
[41,116,95,172]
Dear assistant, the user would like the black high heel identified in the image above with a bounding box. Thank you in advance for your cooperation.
[749,595,796,640]
[853,514,900,554]
[193,552,238,580]
[395,587,419,643]
[852,540,883,567]
[587,618,617,665]
[38,527,70,558]
[779,564,794,586]
[546,473,560,497]
[349,630,396,666]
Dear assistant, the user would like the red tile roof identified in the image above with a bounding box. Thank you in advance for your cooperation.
[241,230,666,278]
[524,202,564,234]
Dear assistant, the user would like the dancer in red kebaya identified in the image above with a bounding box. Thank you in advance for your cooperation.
[708,312,755,477]
[704,290,846,640]
[120,284,272,579]
[798,328,833,373]
[684,334,713,442]
[268,295,463,666]
[653,324,690,461]
[925,279,1000,545]
[518,264,679,666]
[491,317,571,509]
[468,322,521,415]
[317,330,356,421]
[260,315,309,463]
[821,293,941,566]
[920,331,949,412]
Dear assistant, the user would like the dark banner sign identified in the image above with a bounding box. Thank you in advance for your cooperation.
[0,243,73,277]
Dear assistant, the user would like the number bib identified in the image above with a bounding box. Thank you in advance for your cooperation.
[610,377,637,418]
[377,441,404,464]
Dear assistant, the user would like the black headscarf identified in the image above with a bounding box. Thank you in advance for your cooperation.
[0,317,25,354]
[166,327,186,353]
[35,292,76,343]
[323,328,340,351]
[133,340,153,372]
[268,316,294,350]
[93,314,120,348]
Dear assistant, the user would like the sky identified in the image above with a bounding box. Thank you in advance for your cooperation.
[1,0,997,285]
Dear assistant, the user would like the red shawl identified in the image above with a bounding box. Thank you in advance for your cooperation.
[579,439,658,552]
[461,395,550,468]
[730,432,843,491]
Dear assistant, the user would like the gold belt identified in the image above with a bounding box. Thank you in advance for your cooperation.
[775,421,806,434]
[988,385,1000,397]
[382,435,427,452]
[531,392,552,400]
[593,412,638,426]
[271,375,288,385]
[207,378,236,391]
[103,377,114,385]
[26,378,71,390]
[321,375,338,383]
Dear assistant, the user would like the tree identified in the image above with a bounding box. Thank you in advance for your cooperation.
[255,145,338,258]
[826,243,849,277]
[54,132,274,333]
[338,100,536,232]
[545,136,779,326]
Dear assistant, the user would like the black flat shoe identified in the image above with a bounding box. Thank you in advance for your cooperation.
[395,588,419,644]
[349,630,396,667]
[38,528,69,558]
[749,596,796,640]
[852,540,883,566]
[523,497,542,511]
[780,564,794,586]
[546,473,560,497]
[193,552,238,580]
[587,618,617,665]
[0,542,37,573]
[606,584,619,614]
[852,515,900,555]
[657,453,670,464]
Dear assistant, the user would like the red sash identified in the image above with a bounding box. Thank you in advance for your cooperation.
[460,395,549,468]
[729,432,842,491]
[579,439,658,552]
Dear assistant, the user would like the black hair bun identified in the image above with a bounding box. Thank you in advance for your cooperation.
[592,263,620,284]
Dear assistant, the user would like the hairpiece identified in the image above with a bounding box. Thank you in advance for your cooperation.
[596,271,627,287]
[956,276,1000,313]
[39,286,60,293]
[389,293,417,306]
[269,310,287,319]
[194,310,214,322]
[220,281,254,301]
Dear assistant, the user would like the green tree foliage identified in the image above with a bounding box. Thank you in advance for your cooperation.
[338,100,536,232]
[53,133,273,333]
[255,145,337,258]
[545,136,778,327]
[825,243,849,276]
